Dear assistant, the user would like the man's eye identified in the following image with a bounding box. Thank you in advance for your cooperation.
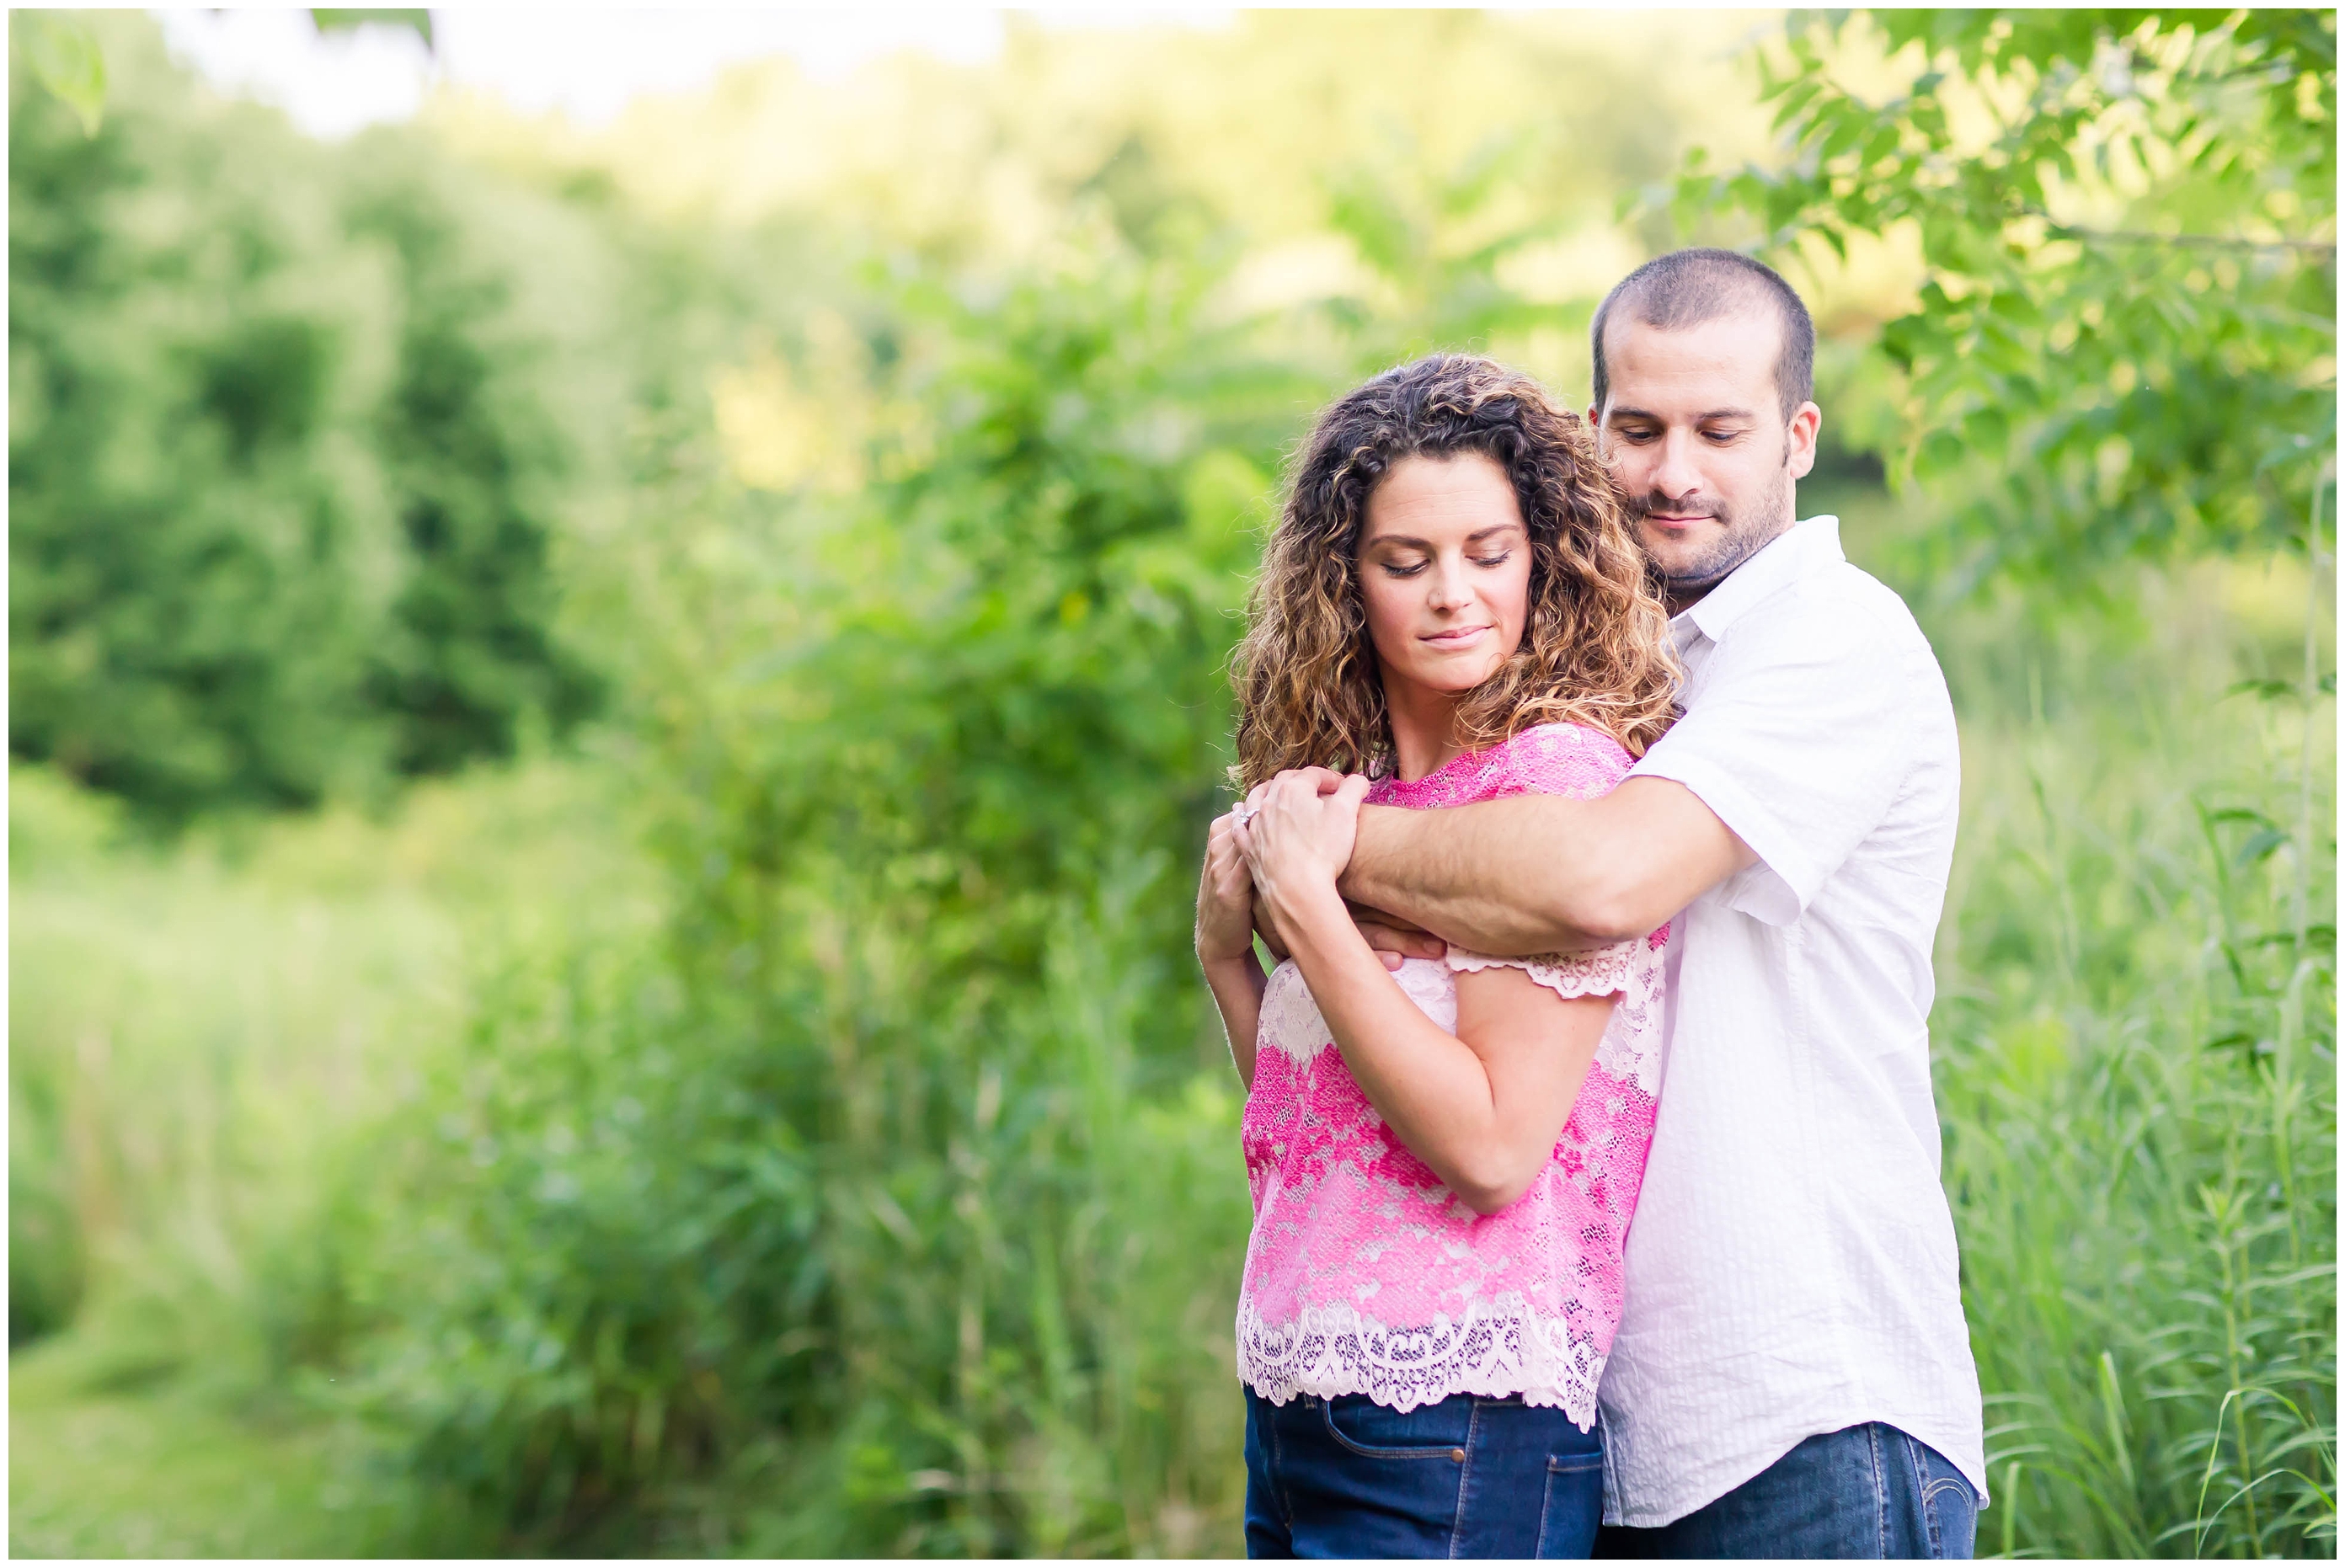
[1705,429,1744,444]
[1617,428,1658,442]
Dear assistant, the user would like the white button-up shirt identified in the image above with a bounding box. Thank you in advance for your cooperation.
[1601,515,1986,1527]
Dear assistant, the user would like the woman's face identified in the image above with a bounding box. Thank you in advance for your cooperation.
[1357,451,1532,697]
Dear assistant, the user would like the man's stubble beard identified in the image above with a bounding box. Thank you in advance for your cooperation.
[1632,454,1794,607]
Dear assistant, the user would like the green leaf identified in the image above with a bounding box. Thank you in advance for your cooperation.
[1919,428,1968,479]
[2235,826,2288,867]
[18,14,106,136]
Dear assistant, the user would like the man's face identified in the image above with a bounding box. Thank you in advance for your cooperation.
[1589,309,1821,609]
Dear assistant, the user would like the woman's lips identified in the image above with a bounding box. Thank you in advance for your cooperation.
[1420,625,1491,648]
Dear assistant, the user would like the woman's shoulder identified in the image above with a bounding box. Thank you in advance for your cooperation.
[1370,723,1635,809]
[1482,722,1634,802]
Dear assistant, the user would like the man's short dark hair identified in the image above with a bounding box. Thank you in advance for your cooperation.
[1589,248,1815,421]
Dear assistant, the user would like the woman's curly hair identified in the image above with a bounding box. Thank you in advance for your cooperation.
[1231,354,1678,791]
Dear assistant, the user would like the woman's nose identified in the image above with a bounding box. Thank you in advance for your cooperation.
[1427,562,1474,611]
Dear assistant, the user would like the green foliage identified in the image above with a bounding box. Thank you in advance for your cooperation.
[11,12,104,136]
[8,15,606,822]
[647,252,1301,1025]
[1677,9,2337,589]
[11,1329,418,1557]
[293,247,1307,1554]
[342,148,607,775]
[1321,129,1572,367]
[1920,571,2335,1557]
[324,876,1252,1555]
[6,11,430,146]
[4,750,651,1357]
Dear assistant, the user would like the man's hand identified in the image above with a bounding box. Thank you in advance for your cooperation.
[1353,908,1446,970]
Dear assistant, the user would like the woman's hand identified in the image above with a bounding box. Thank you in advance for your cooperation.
[1198,810,1271,1089]
[1196,811,1259,966]
[1237,768,1373,931]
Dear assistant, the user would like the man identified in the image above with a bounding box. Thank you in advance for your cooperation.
[1318,249,1987,1555]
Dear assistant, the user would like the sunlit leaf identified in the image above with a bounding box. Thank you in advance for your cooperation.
[17,13,105,136]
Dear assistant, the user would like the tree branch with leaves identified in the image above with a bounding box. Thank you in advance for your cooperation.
[1675,9,2335,591]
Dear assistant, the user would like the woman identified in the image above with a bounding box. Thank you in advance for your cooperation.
[1194,354,1678,1558]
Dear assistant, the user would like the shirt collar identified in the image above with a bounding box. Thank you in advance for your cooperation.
[1672,515,1845,645]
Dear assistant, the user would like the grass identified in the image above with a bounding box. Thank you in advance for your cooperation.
[9,1331,400,1558]
[8,753,658,1557]
[1917,552,2336,1558]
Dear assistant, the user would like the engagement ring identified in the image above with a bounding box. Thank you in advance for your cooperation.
[1231,803,1257,829]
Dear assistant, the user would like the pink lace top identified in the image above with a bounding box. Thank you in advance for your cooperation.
[1236,723,1668,1430]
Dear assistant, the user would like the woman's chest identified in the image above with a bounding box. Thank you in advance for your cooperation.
[1242,959,1456,1181]
[1256,957,1456,1064]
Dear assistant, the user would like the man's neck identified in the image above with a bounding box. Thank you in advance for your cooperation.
[1662,509,1802,617]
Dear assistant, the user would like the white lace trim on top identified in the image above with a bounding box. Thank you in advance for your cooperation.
[1237,1293,1601,1431]
[1445,941,1634,998]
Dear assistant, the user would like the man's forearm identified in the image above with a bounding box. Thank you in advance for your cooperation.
[1338,777,1755,956]
[1340,796,1629,955]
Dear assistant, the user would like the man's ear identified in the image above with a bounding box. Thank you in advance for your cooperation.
[1785,400,1822,481]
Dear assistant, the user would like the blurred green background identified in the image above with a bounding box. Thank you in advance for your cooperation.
[8,9,2334,1557]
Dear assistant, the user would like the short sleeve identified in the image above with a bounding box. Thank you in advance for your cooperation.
[1629,592,1917,926]
[1488,722,1633,803]
[1447,942,1636,999]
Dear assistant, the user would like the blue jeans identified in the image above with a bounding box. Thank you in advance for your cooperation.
[1244,1389,1605,1559]
[1594,1422,1978,1559]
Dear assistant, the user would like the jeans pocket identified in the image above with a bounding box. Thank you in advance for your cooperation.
[1920,1474,1977,1559]
[1899,1431,1978,1560]
[1320,1395,1470,1459]
[1533,1450,1605,1559]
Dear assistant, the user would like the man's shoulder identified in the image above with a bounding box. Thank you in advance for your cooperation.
[1761,555,1920,633]
[1724,558,1939,674]
[1685,559,1955,767]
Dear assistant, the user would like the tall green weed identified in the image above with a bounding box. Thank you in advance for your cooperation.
[1922,564,2336,1558]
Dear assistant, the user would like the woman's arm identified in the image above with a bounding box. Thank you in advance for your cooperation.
[1197,811,1269,1088]
[1203,954,1267,1090]
[1241,771,1616,1214]
[1285,905,1611,1213]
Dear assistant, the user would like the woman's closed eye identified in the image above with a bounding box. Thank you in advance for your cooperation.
[1375,551,1511,577]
